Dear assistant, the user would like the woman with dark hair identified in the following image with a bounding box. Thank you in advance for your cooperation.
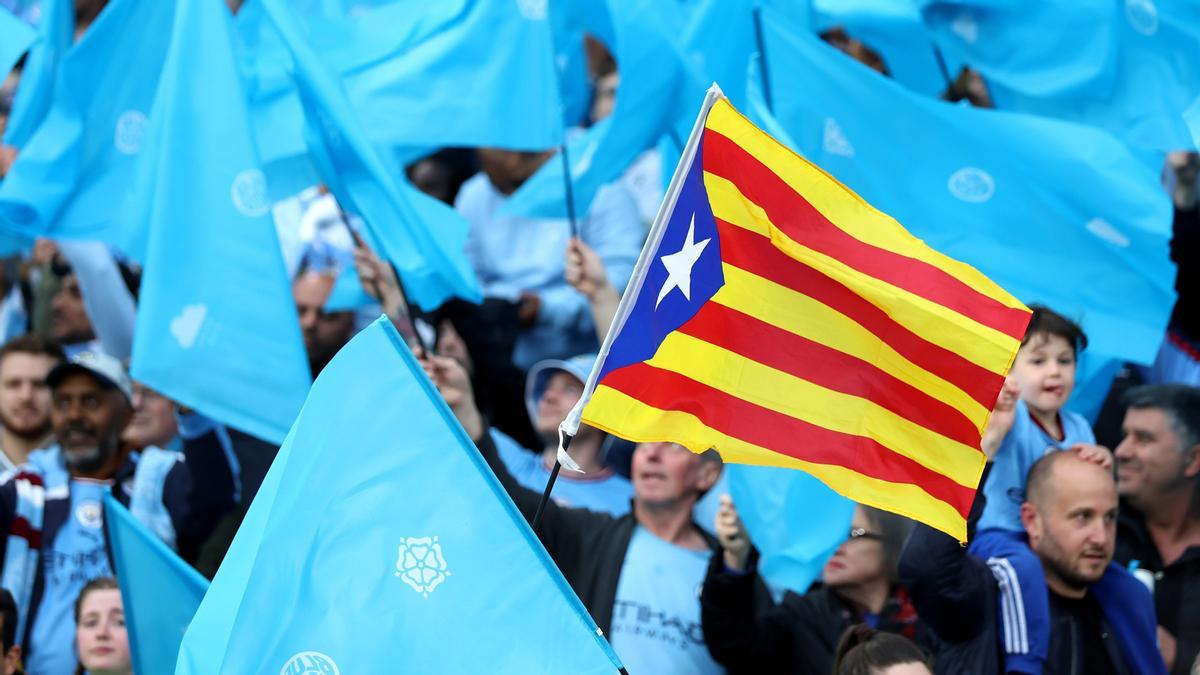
[834,624,934,675]
[73,577,131,675]
[701,498,935,674]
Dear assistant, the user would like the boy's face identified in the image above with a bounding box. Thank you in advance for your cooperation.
[1011,333,1076,417]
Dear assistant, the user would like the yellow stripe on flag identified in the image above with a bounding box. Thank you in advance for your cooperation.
[703,99,1026,312]
[713,264,992,431]
[643,331,983,488]
[582,385,972,540]
[705,171,1024,381]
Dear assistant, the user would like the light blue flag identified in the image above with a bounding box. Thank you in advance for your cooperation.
[129,0,311,445]
[260,0,481,311]
[238,0,562,179]
[756,9,1176,368]
[504,0,705,219]
[0,8,35,78]
[325,264,376,312]
[0,0,174,256]
[2,0,70,148]
[104,494,209,675]
[1187,96,1200,148]
[176,317,624,674]
[727,465,854,595]
[814,0,960,97]
[918,0,1200,150]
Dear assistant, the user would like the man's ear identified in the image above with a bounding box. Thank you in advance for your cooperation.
[5,644,22,675]
[696,458,721,494]
[1183,443,1200,480]
[1020,502,1040,544]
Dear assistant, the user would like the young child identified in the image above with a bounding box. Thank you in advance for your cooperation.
[971,305,1117,673]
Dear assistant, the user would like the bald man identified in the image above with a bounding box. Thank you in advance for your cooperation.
[899,453,1165,674]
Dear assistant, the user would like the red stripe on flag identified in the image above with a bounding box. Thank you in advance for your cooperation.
[702,129,1031,339]
[676,301,982,449]
[716,220,1006,410]
[602,362,976,519]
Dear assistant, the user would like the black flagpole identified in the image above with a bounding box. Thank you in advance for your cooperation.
[752,7,774,113]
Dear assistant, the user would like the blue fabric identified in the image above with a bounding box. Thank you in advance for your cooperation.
[27,480,111,675]
[727,464,855,595]
[1092,560,1169,675]
[324,264,376,312]
[814,0,959,97]
[756,10,1176,367]
[128,0,311,445]
[258,0,482,311]
[608,526,724,675]
[1187,96,1200,148]
[504,0,705,219]
[0,7,34,78]
[1,0,70,148]
[972,529,1051,672]
[0,0,174,257]
[457,174,642,369]
[977,401,1095,534]
[176,316,623,673]
[238,0,562,179]
[918,0,1200,151]
[491,429,633,517]
[104,493,208,675]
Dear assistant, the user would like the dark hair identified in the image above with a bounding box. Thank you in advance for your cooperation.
[1123,384,1200,450]
[73,577,119,624]
[1021,304,1087,356]
[0,335,65,371]
[0,588,16,654]
[833,624,933,675]
[860,506,914,582]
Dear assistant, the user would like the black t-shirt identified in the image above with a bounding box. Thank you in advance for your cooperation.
[1045,591,1123,675]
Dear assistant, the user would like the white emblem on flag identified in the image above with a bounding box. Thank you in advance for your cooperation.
[950,12,979,44]
[947,167,995,203]
[516,0,547,21]
[395,536,450,598]
[170,304,207,350]
[656,214,711,309]
[822,118,855,158]
[231,170,270,218]
[1085,218,1131,248]
[113,110,148,155]
[1125,0,1158,36]
[280,651,340,675]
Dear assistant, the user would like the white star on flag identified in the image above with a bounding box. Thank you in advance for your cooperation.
[655,214,711,309]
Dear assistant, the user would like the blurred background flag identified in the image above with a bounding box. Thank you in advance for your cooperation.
[1,0,71,148]
[129,0,311,445]
[0,0,174,256]
[260,0,482,311]
[177,317,624,674]
[0,7,35,78]
[756,9,1177,372]
[917,0,1200,150]
[104,494,209,675]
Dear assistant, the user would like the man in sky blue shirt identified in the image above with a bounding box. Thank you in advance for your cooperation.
[455,148,643,370]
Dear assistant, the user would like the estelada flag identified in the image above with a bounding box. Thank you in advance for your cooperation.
[562,87,1031,540]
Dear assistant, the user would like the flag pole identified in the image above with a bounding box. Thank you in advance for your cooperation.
[932,45,954,93]
[752,7,774,112]
[559,141,580,238]
[531,431,570,533]
[333,203,431,355]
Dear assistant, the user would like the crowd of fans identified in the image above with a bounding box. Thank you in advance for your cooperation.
[0,1,1196,674]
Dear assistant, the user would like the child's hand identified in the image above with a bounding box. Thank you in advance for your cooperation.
[980,377,1020,460]
[1070,443,1113,470]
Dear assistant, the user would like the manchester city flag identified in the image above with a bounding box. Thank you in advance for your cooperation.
[565,87,1032,541]
[176,317,624,674]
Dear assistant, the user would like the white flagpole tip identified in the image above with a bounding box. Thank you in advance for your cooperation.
[707,82,725,98]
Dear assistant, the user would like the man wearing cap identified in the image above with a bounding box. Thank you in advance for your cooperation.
[490,353,634,517]
[0,351,238,675]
